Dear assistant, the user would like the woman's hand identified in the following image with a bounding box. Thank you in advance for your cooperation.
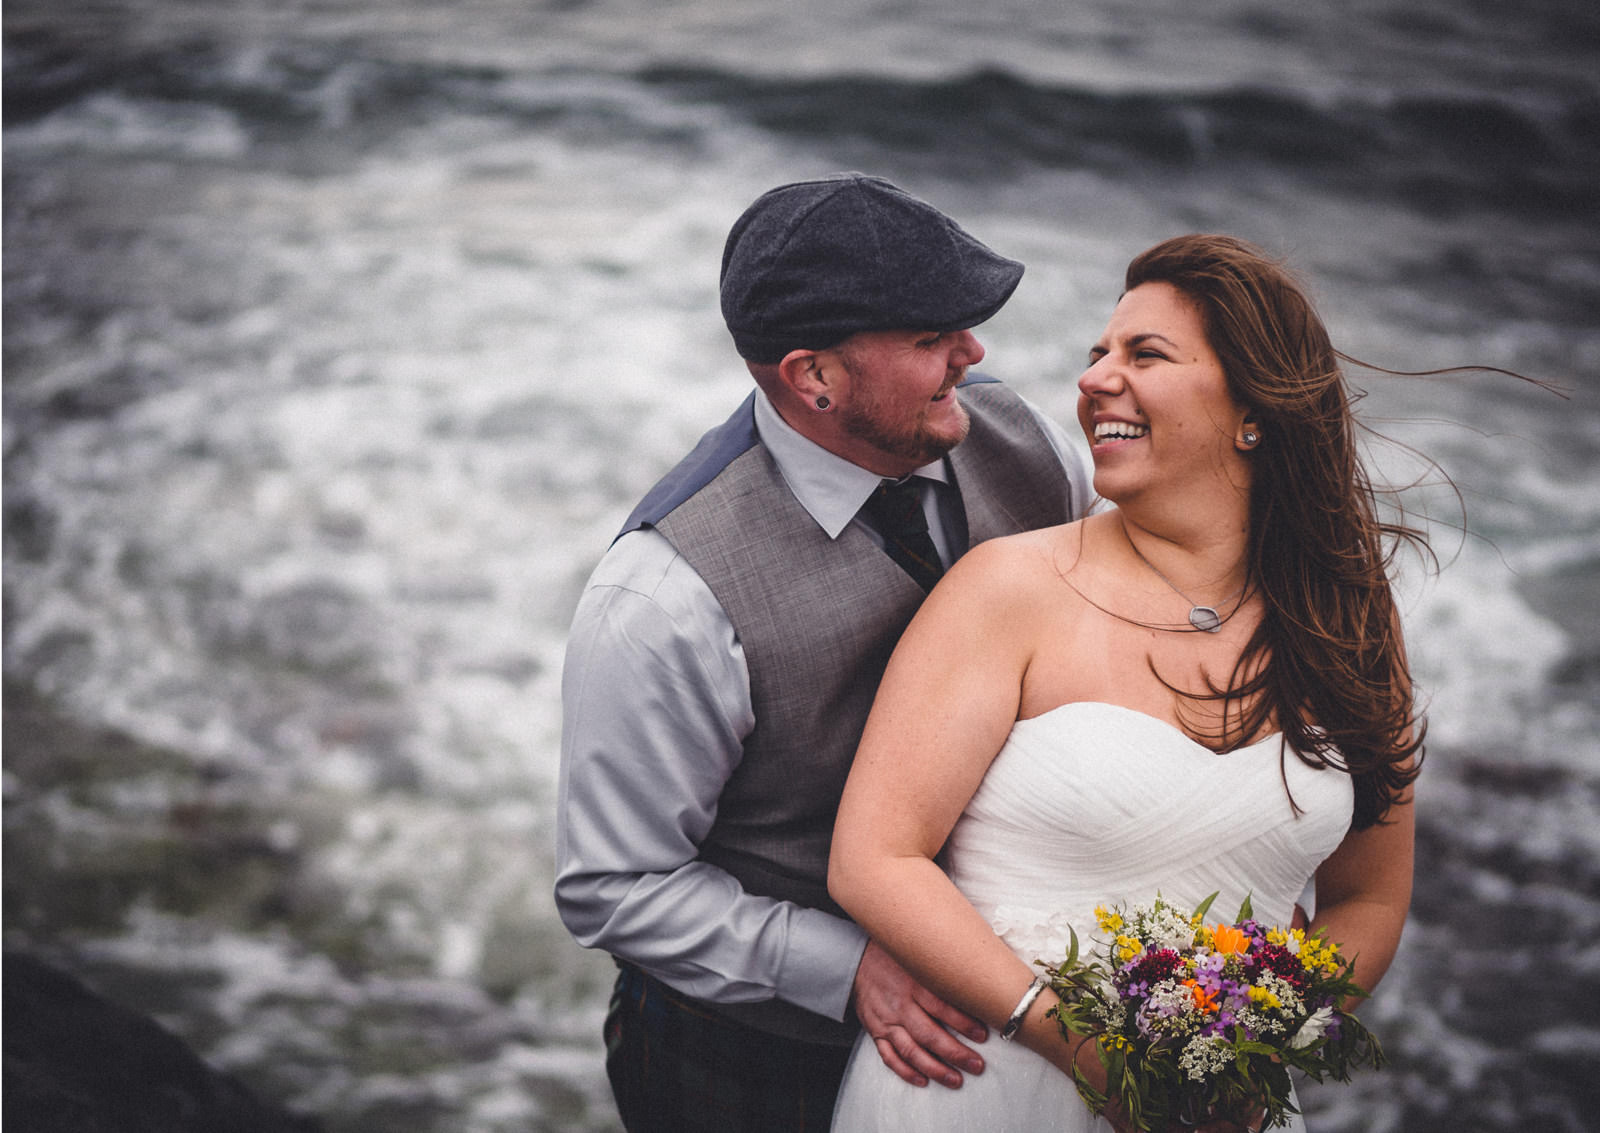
[1174,1111,1266,1133]
[1098,1101,1264,1132]
[1031,1005,1268,1133]
[1103,1104,1264,1133]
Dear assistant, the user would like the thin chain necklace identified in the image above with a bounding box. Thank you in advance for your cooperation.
[1125,535,1246,634]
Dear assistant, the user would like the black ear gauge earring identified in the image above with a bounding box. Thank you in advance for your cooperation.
[816,396,831,410]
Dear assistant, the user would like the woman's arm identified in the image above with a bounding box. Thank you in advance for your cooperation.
[1311,606,1419,1005]
[1310,782,1415,1006]
[828,533,1097,1082]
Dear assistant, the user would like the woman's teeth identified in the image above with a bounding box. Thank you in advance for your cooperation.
[1094,421,1149,443]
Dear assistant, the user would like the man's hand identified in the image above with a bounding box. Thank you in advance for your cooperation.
[849,939,988,1089]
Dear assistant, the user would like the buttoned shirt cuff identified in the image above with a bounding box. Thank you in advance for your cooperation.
[780,906,870,1022]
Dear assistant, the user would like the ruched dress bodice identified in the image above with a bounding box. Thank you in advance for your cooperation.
[832,701,1355,1132]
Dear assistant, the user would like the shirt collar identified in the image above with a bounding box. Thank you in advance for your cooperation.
[753,391,950,539]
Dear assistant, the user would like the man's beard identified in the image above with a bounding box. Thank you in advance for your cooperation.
[836,356,973,467]
[839,393,970,467]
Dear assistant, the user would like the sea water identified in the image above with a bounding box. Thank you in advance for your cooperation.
[4,1,1598,1129]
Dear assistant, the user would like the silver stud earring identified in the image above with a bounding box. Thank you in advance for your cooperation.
[1242,430,1260,447]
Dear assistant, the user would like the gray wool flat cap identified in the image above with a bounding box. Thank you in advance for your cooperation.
[719,173,1025,363]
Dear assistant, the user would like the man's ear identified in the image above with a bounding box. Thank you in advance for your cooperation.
[777,348,834,410]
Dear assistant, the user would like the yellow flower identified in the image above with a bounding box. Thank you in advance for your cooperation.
[1299,937,1342,977]
[1270,927,1304,955]
[1248,985,1282,1010]
[1114,935,1142,962]
[1096,905,1125,933]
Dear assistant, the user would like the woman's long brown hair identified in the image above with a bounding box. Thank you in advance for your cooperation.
[1125,234,1425,828]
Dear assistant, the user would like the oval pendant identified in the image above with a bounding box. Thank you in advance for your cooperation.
[1188,605,1222,633]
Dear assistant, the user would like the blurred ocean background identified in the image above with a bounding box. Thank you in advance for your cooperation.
[4,1,1597,1129]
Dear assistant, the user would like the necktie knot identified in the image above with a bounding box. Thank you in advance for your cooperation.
[867,478,929,534]
[864,479,944,591]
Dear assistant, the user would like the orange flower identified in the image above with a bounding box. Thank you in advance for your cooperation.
[1183,979,1219,1014]
[1211,923,1250,955]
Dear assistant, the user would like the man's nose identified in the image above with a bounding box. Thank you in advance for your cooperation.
[951,329,985,367]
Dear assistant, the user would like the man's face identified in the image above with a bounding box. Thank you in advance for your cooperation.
[829,328,985,473]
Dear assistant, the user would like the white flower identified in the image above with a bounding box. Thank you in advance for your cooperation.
[1236,1007,1288,1038]
[1092,979,1128,1030]
[1142,905,1198,952]
[1255,973,1305,1017]
[1178,1035,1235,1081]
[1290,1006,1335,1049]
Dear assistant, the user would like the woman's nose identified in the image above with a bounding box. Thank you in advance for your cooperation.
[1077,354,1121,398]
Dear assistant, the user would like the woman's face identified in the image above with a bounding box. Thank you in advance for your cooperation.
[1076,281,1251,506]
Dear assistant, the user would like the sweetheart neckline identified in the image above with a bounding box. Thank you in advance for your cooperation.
[1014,700,1284,754]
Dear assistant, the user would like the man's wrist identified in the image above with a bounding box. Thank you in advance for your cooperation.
[780,907,869,1020]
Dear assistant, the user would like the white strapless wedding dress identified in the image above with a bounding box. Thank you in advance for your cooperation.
[831,701,1355,1132]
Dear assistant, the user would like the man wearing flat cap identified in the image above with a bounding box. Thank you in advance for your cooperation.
[555,173,1093,1131]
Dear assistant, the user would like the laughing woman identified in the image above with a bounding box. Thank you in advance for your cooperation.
[828,235,1423,1133]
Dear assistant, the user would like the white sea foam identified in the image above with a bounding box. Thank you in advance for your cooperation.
[1401,547,1572,756]
[6,92,249,158]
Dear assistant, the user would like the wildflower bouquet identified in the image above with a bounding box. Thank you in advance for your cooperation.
[1042,894,1383,1131]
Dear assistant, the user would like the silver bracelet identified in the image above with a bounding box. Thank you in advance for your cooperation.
[1000,975,1048,1041]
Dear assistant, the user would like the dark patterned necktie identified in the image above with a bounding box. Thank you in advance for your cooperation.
[863,478,945,592]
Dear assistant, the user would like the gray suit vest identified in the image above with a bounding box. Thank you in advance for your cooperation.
[652,381,1077,1043]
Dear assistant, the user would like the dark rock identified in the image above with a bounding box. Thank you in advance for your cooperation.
[3,952,322,1133]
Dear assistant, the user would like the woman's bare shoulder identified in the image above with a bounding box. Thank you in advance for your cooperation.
[924,519,1097,634]
[952,518,1093,580]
